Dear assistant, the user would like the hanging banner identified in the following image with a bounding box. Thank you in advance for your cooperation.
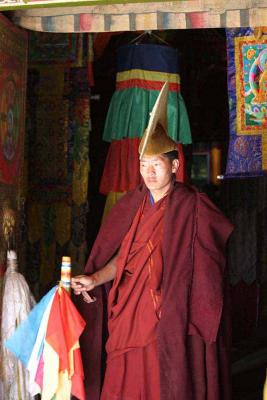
[225,28,267,178]
[99,43,191,196]
[0,15,27,184]
[10,3,267,32]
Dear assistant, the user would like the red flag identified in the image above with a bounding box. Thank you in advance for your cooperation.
[46,288,86,400]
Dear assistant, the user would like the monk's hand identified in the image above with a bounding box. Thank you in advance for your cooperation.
[82,291,96,303]
[71,275,97,296]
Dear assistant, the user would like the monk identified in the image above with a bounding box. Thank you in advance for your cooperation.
[71,83,233,400]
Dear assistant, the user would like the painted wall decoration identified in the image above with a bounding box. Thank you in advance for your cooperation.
[0,14,27,345]
[235,32,267,136]
[0,15,27,185]
[226,28,267,178]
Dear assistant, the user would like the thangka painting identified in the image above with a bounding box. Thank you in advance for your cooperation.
[0,15,28,184]
[225,28,267,178]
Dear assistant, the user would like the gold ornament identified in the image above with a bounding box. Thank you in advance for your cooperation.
[2,207,16,249]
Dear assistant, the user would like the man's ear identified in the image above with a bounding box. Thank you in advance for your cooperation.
[172,159,179,174]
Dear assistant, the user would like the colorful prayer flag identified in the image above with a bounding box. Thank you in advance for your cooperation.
[5,286,86,400]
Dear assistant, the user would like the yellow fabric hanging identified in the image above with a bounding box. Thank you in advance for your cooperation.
[102,192,125,223]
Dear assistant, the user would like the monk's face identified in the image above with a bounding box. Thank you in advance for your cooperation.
[140,154,179,199]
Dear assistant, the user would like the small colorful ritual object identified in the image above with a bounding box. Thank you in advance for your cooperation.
[4,257,86,400]
[225,27,267,178]
[60,256,71,293]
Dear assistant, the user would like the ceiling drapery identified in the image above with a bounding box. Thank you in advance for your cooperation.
[11,1,267,33]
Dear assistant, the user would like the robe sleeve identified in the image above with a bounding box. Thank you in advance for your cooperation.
[188,193,233,344]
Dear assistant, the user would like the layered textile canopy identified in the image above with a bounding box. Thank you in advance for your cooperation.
[100,43,190,197]
[103,44,190,143]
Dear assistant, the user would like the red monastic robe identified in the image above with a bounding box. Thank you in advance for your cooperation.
[76,182,233,400]
[101,194,165,399]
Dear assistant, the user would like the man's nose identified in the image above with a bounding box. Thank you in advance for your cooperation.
[147,165,155,175]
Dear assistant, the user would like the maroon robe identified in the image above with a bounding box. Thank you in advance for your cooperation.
[101,194,165,399]
[76,182,233,400]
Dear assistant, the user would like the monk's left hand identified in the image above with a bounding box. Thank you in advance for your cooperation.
[71,275,97,303]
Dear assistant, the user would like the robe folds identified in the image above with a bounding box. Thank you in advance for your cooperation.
[101,194,165,399]
[106,194,165,359]
[76,182,233,400]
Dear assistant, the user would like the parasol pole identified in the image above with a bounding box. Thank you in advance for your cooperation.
[60,256,71,293]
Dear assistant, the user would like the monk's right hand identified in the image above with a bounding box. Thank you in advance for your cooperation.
[71,274,96,295]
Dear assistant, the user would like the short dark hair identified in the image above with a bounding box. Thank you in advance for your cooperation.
[162,150,179,163]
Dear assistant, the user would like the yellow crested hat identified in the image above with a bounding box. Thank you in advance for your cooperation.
[139,82,177,160]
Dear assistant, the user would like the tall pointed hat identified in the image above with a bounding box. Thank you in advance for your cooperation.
[139,82,177,159]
